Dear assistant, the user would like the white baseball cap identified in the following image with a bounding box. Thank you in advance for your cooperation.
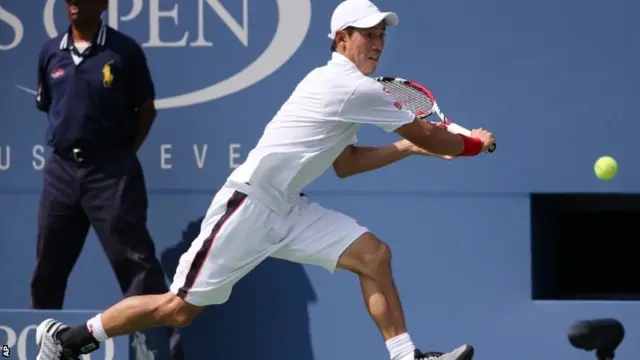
[328,0,399,40]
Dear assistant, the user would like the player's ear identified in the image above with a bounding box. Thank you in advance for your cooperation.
[334,27,354,50]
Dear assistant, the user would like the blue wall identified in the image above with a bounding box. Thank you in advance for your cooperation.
[1,0,639,359]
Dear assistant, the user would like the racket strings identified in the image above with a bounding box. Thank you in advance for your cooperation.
[381,82,434,115]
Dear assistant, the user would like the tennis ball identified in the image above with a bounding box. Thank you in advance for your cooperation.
[594,156,618,180]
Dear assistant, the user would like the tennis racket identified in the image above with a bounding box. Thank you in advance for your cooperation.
[375,76,496,153]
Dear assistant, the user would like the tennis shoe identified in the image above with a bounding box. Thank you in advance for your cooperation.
[36,318,79,360]
[414,344,474,360]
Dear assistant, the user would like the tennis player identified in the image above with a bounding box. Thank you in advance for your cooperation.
[35,1,494,359]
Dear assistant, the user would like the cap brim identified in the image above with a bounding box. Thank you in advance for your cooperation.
[351,11,399,29]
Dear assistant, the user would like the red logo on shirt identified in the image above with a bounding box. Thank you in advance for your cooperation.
[51,67,65,80]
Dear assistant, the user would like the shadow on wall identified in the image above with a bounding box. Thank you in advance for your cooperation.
[160,217,318,360]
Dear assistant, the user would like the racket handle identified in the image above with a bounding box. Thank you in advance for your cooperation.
[446,123,496,154]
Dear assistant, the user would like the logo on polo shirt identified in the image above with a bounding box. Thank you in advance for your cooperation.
[51,67,65,80]
[102,61,114,88]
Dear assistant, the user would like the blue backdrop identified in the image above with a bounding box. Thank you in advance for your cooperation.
[1,0,639,359]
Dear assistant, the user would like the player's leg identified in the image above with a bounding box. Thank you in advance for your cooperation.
[335,234,472,360]
[36,293,199,360]
[337,232,406,338]
[35,187,281,360]
[271,196,474,360]
[272,197,406,339]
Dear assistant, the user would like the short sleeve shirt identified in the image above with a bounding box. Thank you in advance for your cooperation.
[227,52,415,207]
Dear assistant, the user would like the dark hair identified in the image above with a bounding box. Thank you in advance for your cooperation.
[330,27,355,52]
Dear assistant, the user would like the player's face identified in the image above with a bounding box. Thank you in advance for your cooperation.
[342,23,386,75]
[65,0,107,28]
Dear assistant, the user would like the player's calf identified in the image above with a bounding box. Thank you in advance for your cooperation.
[35,292,202,359]
[336,233,475,360]
[337,233,405,339]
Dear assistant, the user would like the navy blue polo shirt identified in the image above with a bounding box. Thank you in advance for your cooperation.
[36,24,155,150]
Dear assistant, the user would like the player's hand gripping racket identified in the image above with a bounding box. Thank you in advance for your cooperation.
[375,76,496,153]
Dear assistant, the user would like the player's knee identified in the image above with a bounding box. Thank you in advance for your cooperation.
[165,308,194,328]
[369,239,392,269]
[154,293,201,328]
[358,235,392,276]
[338,233,392,277]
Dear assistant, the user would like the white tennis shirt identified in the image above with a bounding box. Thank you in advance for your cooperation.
[226,52,415,211]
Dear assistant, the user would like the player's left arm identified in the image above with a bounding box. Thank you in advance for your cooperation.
[332,140,451,178]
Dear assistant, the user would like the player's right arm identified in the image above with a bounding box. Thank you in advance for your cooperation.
[394,117,495,156]
[339,78,493,157]
[395,117,464,155]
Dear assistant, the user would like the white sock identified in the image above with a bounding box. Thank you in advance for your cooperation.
[86,314,109,342]
[386,333,416,360]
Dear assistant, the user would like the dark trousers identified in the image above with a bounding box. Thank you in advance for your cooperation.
[31,147,184,359]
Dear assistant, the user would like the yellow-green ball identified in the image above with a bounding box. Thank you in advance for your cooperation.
[594,156,618,180]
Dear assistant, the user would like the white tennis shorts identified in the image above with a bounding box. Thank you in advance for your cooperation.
[169,185,368,306]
